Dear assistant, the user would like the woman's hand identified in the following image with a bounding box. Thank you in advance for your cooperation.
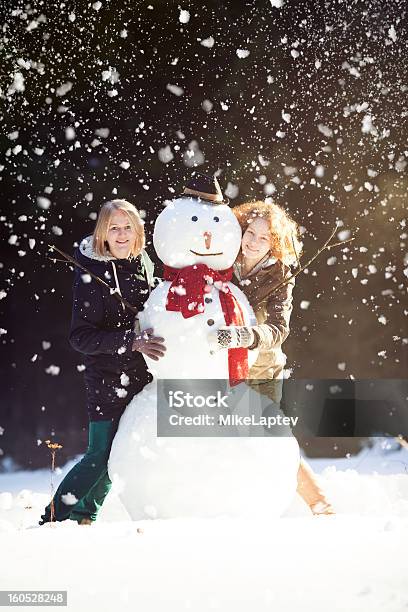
[132,328,166,360]
[208,325,258,350]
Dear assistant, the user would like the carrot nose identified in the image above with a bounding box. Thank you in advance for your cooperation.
[204,231,212,250]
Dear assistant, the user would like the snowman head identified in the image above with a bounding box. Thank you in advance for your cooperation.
[153,197,242,270]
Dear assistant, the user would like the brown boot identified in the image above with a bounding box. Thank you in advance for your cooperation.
[310,501,335,515]
[78,517,93,526]
[297,458,335,516]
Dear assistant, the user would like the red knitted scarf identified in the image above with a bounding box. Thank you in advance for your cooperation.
[163,263,248,386]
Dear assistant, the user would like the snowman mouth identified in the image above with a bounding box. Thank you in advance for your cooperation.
[190,249,224,256]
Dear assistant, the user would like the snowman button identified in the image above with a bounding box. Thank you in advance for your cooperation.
[207,318,215,326]
[205,297,212,304]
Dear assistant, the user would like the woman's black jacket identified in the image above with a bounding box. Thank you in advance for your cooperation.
[69,235,154,420]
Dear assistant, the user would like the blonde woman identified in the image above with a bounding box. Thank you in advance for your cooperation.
[39,199,166,525]
[215,200,334,515]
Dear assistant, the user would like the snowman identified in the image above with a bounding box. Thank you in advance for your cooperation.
[108,173,300,520]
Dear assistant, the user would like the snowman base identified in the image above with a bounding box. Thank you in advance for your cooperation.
[108,380,300,520]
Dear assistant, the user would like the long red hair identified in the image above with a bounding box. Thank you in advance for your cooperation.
[232,200,302,266]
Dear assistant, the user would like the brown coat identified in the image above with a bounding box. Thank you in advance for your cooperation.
[232,256,295,402]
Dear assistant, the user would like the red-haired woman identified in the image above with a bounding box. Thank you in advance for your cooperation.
[39,199,166,525]
[216,200,334,515]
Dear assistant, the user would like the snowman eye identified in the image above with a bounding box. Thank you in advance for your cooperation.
[213,216,220,222]
[191,216,198,222]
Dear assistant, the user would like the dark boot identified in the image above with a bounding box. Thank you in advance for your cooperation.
[69,468,113,523]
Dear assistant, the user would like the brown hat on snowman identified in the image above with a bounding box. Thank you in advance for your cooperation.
[180,171,230,205]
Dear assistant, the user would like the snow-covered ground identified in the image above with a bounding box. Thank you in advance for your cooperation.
[0,440,407,612]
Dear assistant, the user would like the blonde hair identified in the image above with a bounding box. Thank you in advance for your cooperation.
[233,200,303,266]
[93,199,145,259]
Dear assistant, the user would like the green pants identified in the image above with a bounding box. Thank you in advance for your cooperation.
[39,419,120,525]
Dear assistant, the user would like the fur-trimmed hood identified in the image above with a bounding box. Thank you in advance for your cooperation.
[79,234,116,262]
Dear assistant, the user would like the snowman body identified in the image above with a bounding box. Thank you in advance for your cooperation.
[138,279,258,379]
[108,197,300,520]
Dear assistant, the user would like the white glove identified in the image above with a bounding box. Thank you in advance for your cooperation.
[208,325,257,351]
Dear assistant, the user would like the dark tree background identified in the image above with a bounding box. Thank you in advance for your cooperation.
[0,0,407,469]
